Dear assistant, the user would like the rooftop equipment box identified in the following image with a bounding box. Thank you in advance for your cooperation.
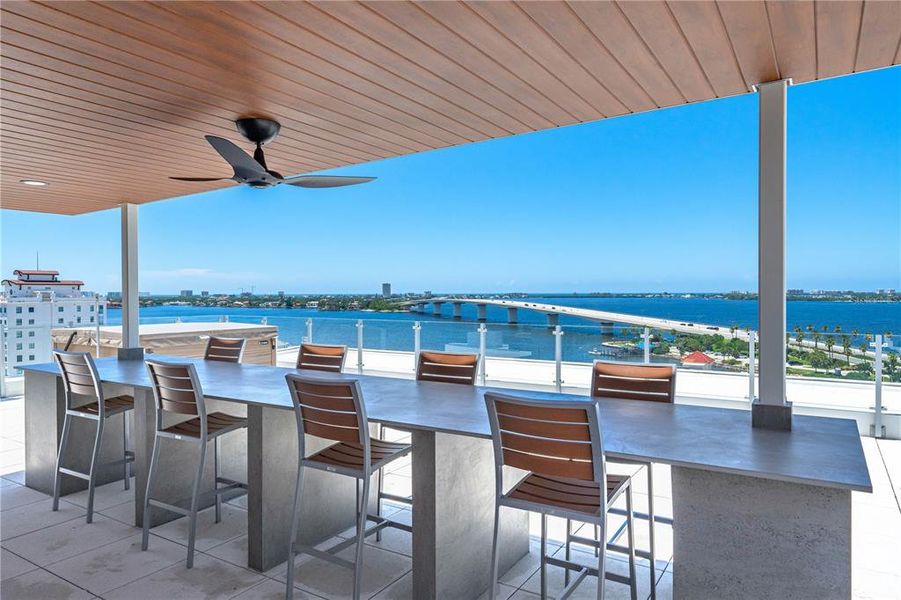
[52,322,278,365]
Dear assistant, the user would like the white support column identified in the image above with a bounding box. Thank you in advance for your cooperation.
[753,79,792,430]
[119,203,142,360]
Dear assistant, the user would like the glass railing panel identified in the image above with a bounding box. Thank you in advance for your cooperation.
[306,317,359,349]
[419,320,480,355]
[481,323,556,387]
[783,331,876,412]
[359,319,416,375]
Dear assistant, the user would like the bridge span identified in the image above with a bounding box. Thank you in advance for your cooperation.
[401,297,751,340]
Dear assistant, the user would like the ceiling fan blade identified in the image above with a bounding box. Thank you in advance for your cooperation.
[284,175,376,188]
[205,135,268,178]
[169,176,232,182]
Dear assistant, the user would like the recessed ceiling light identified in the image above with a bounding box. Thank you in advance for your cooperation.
[19,179,48,187]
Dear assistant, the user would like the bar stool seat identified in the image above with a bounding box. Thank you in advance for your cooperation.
[72,394,135,417]
[508,473,630,516]
[161,412,247,439]
[308,439,410,472]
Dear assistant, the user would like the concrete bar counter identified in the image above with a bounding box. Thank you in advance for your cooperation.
[22,356,871,599]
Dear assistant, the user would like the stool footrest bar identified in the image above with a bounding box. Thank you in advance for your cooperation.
[378,491,412,505]
[58,467,90,480]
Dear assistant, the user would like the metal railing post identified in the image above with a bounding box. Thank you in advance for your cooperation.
[554,325,564,392]
[748,331,756,403]
[94,294,101,357]
[356,319,364,373]
[0,321,7,398]
[873,334,884,438]
[478,324,488,386]
[304,318,313,344]
[413,321,421,372]
[642,327,651,364]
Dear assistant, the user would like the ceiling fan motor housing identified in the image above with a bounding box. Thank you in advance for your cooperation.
[235,117,281,145]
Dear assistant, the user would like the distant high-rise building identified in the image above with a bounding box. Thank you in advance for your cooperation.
[381,283,391,298]
[787,289,805,295]
[424,290,432,298]
[1,269,106,376]
[201,290,209,297]
[278,291,285,298]
[180,290,193,297]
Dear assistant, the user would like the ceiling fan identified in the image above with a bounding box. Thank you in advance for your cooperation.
[170,118,375,189]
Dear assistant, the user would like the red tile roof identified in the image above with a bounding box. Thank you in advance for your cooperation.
[13,269,59,276]
[2,279,84,286]
[682,351,715,365]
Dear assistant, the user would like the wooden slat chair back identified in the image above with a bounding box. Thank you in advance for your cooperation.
[297,343,347,373]
[54,350,103,412]
[146,360,205,423]
[204,336,246,363]
[485,392,605,485]
[286,375,367,448]
[416,351,479,385]
[590,361,676,403]
[485,391,637,600]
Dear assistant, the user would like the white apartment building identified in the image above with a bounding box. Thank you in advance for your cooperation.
[1,269,106,376]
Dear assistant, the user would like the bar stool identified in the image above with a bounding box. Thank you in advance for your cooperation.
[485,391,637,600]
[142,359,248,568]
[375,351,478,521]
[296,342,347,372]
[566,361,676,599]
[51,350,135,524]
[284,374,412,600]
[204,336,246,363]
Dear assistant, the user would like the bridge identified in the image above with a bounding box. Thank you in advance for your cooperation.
[399,297,751,340]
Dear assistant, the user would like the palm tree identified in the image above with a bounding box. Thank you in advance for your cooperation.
[887,353,899,382]
[825,336,835,360]
[812,330,821,350]
[841,334,852,365]
[794,326,804,348]
[730,325,737,339]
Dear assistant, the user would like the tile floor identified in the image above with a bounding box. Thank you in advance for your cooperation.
[0,396,898,599]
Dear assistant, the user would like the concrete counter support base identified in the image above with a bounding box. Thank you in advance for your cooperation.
[24,370,132,496]
[412,430,529,600]
[672,466,851,599]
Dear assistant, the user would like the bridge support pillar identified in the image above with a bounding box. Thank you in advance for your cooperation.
[476,304,487,321]
[432,302,444,317]
[507,307,518,324]
[546,313,559,328]
[452,302,463,319]
[599,321,615,336]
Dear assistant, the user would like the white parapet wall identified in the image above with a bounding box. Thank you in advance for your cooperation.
[278,346,900,438]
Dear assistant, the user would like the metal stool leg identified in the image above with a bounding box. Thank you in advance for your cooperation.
[647,463,657,599]
[85,417,104,524]
[52,414,73,512]
[488,502,501,600]
[564,518,572,586]
[596,515,606,600]
[285,462,305,600]
[185,439,207,569]
[214,436,222,524]
[141,434,162,551]
[123,412,130,491]
[625,485,638,600]
[375,423,383,543]
[540,513,548,600]
[352,475,370,600]
[594,524,600,556]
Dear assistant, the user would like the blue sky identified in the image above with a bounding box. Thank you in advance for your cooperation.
[2,67,898,295]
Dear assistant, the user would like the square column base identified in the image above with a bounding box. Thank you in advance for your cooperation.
[752,400,792,430]
[117,347,144,360]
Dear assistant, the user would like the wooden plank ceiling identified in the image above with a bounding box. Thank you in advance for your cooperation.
[2,0,899,215]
